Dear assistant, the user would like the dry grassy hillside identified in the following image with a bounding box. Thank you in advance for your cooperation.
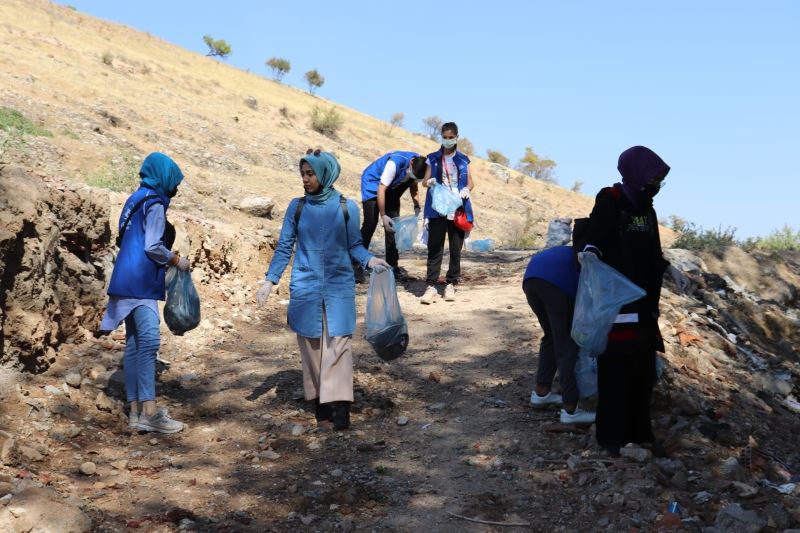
[0,0,594,255]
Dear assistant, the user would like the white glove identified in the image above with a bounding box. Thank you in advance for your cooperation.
[381,214,395,233]
[460,187,470,200]
[256,280,273,307]
[176,257,191,272]
[668,265,691,294]
[425,178,436,187]
[414,205,421,218]
[367,257,390,273]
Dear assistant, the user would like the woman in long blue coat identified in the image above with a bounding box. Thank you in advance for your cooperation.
[256,150,389,429]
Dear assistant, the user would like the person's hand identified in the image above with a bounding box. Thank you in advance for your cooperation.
[668,264,691,294]
[367,257,390,273]
[256,281,274,307]
[176,257,191,272]
[414,205,421,218]
[381,215,395,233]
[460,187,470,200]
[577,249,600,265]
[425,178,436,187]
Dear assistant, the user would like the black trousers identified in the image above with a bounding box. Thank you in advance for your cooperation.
[595,326,657,449]
[426,217,465,285]
[522,278,579,405]
[360,186,406,268]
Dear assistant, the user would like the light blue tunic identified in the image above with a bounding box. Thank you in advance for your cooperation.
[266,193,372,338]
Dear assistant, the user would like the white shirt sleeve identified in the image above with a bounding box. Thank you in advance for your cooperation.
[379,160,397,187]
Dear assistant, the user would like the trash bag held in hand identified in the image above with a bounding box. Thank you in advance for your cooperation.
[575,348,598,398]
[365,269,409,361]
[392,215,418,253]
[570,252,646,355]
[430,183,463,217]
[164,268,201,336]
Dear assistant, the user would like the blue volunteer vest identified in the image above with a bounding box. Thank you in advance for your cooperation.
[423,148,474,222]
[107,186,171,300]
[360,151,419,201]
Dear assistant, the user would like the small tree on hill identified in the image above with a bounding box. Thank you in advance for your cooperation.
[458,137,475,156]
[486,149,510,167]
[305,69,325,95]
[388,112,404,135]
[266,57,291,82]
[517,146,557,183]
[422,116,443,141]
[203,34,232,58]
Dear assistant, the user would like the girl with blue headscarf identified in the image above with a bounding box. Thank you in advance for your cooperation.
[101,152,189,434]
[256,149,390,429]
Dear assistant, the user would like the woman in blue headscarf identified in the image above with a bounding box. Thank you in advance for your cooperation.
[101,152,189,434]
[256,149,390,429]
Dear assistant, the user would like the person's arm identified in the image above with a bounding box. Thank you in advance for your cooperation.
[377,184,388,217]
[582,190,618,258]
[265,199,299,284]
[422,160,434,187]
[409,183,421,215]
[466,163,474,191]
[143,203,177,266]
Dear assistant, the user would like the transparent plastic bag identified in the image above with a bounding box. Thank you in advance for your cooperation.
[392,215,418,253]
[365,269,408,361]
[468,239,494,252]
[570,252,646,355]
[430,183,463,217]
[164,268,201,336]
[575,348,597,398]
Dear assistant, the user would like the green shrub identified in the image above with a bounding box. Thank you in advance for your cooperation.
[0,107,52,137]
[304,69,325,95]
[486,149,510,166]
[266,57,291,82]
[670,216,738,253]
[458,136,475,156]
[203,35,232,58]
[757,225,800,251]
[84,153,140,192]
[309,106,343,137]
[101,52,113,66]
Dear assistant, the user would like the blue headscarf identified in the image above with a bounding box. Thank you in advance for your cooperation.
[140,152,184,199]
[300,151,341,204]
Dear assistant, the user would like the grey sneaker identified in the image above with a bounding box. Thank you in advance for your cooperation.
[420,285,438,305]
[128,412,139,429]
[444,283,456,301]
[135,408,184,434]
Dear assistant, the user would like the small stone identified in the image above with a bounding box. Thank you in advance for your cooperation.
[731,481,759,498]
[566,455,581,471]
[95,391,113,412]
[715,503,766,532]
[619,444,651,463]
[299,514,315,525]
[428,402,446,411]
[149,438,159,446]
[44,385,64,396]
[80,462,97,475]
[65,373,82,388]
[18,446,44,462]
[260,450,280,460]
[67,426,82,438]
[720,456,745,482]
[291,425,304,436]
[396,416,409,426]
[307,440,321,451]
[330,469,343,478]
[110,460,128,470]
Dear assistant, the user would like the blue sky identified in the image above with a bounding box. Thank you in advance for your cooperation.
[60,1,799,237]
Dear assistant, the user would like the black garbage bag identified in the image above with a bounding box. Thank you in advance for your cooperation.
[365,269,409,361]
[164,267,201,336]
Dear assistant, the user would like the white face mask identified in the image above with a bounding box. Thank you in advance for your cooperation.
[441,138,457,149]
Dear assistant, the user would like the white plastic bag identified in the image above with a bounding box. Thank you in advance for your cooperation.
[575,348,597,398]
[570,252,646,355]
[392,215,418,253]
[365,269,409,361]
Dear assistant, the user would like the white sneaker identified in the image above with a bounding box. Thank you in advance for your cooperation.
[560,407,596,425]
[444,283,456,302]
[135,408,185,434]
[530,391,562,408]
[420,285,438,305]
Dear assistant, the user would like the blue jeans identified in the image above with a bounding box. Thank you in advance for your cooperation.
[123,306,160,402]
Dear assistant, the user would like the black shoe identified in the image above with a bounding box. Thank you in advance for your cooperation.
[315,400,333,423]
[392,266,409,281]
[331,401,351,430]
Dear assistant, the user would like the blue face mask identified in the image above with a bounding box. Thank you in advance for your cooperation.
[442,138,457,149]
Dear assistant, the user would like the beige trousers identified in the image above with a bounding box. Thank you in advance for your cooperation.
[296,311,354,403]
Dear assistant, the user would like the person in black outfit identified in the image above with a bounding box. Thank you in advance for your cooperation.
[577,145,671,456]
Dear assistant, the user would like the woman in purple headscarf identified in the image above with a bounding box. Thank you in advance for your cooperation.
[576,146,673,456]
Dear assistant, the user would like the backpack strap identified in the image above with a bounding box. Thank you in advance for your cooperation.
[294,195,349,226]
[339,194,349,224]
[293,197,306,227]
[116,195,162,247]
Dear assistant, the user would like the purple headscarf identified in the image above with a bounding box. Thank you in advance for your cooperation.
[617,146,670,208]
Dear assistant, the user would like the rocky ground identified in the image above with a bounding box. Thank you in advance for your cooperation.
[2,245,800,532]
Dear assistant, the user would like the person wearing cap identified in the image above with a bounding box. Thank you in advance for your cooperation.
[576,145,677,456]
[100,152,189,434]
[358,151,427,281]
[255,150,390,430]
